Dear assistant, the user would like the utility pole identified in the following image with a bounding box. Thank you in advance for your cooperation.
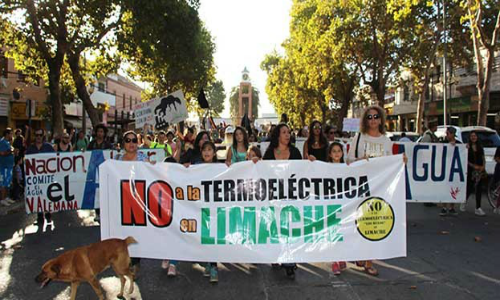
[442,0,448,126]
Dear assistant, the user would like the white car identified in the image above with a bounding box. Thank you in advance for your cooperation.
[433,126,500,175]
[386,131,421,142]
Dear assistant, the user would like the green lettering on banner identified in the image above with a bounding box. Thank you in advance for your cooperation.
[217,207,226,244]
[280,205,301,243]
[229,207,257,244]
[258,206,279,244]
[304,206,325,243]
[327,205,343,242]
[201,208,215,244]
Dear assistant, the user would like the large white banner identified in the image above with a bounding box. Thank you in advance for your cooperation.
[134,90,188,129]
[24,149,165,214]
[393,143,468,203]
[100,155,406,263]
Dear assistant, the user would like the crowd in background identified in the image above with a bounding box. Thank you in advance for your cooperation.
[0,105,499,281]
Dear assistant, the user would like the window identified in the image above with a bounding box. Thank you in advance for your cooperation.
[129,95,133,110]
[0,52,7,78]
[98,82,105,92]
[18,70,27,82]
[403,85,410,102]
[123,93,126,110]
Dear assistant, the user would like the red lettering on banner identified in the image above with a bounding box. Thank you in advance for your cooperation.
[26,197,34,212]
[147,181,174,228]
[121,180,147,226]
[25,153,86,176]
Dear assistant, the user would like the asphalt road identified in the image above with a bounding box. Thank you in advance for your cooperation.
[0,199,499,300]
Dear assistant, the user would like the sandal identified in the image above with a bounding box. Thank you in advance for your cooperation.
[355,261,366,268]
[364,266,379,276]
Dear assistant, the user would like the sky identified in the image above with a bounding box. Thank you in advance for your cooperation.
[198,0,292,118]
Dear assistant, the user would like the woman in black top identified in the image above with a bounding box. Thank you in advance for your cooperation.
[53,133,73,152]
[303,120,328,162]
[263,123,301,279]
[180,131,211,165]
[465,131,486,216]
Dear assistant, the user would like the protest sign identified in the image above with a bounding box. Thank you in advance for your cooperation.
[343,118,360,132]
[100,156,406,263]
[393,143,468,203]
[24,149,165,214]
[134,90,188,129]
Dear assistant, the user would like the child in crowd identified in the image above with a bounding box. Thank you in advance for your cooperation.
[327,142,347,275]
[199,141,219,283]
[247,145,262,161]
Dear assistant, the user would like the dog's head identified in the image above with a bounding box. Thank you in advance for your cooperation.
[35,259,60,288]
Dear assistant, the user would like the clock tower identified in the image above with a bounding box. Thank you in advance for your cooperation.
[238,67,253,122]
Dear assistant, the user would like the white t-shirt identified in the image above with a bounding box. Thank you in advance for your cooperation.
[347,133,393,163]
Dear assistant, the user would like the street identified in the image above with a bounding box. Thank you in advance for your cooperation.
[0,199,499,300]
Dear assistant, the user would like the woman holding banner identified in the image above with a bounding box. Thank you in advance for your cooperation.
[263,123,302,279]
[346,105,393,276]
[116,130,151,277]
[463,131,486,216]
[226,126,249,165]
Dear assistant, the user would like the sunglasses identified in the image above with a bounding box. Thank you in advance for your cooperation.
[329,131,335,135]
[366,114,380,120]
[313,125,322,130]
[35,133,43,137]
[124,137,138,144]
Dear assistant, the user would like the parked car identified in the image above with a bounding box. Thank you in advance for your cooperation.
[386,131,421,142]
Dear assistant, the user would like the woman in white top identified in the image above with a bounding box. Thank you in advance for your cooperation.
[346,105,392,276]
[347,105,393,164]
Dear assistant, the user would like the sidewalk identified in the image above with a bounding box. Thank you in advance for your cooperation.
[0,199,25,216]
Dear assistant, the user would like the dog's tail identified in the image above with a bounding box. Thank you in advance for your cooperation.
[124,236,138,246]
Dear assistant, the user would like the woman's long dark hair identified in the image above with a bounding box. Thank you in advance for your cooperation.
[269,123,291,149]
[232,126,249,151]
[306,120,327,149]
[468,130,484,154]
[193,131,211,157]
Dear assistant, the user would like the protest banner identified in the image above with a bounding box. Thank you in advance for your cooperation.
[100,156,406,263]
[393,143,468,203]
[24,149,165,214]
[134,90,188,129]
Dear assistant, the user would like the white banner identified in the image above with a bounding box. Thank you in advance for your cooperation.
[134,90,188,129]
[24,149,165,214]
[393,143,468,203]
[100,156,406,263]
[343,118,360,132]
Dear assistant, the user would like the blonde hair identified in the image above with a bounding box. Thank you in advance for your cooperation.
[360,105,386,134]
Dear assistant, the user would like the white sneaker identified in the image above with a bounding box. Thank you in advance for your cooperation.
[493,208,500,214]
[459,202,467,212]
[161,260,170,269]
[167,264,177,277]
[475,208,486,216]
[5,198,15,204]
[1,199,11,206]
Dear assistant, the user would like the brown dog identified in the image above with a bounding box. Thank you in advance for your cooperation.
[35,236,137,300]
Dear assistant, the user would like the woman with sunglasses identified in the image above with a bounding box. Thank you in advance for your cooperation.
[346,105,393,277]
[303,120,328,162]
[115,131,150,277]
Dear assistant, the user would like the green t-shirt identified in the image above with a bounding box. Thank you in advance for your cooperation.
[150,142,172,156]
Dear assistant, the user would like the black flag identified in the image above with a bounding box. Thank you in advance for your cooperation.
[198,88,209,109]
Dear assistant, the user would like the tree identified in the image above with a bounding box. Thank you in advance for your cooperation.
[118,0,215,108]
[204,80,225,117]
[462,0,500,126]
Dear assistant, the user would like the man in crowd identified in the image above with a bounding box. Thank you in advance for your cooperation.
[0,128,15,206]
[87,124,113,222]
[421,120,439,143]
[26,129,55,225]
[150,130,173,157]
[12,128,26,159]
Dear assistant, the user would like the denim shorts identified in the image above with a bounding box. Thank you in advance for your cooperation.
[0,167,13,188]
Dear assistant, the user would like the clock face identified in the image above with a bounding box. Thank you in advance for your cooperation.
[243,73,249,81]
